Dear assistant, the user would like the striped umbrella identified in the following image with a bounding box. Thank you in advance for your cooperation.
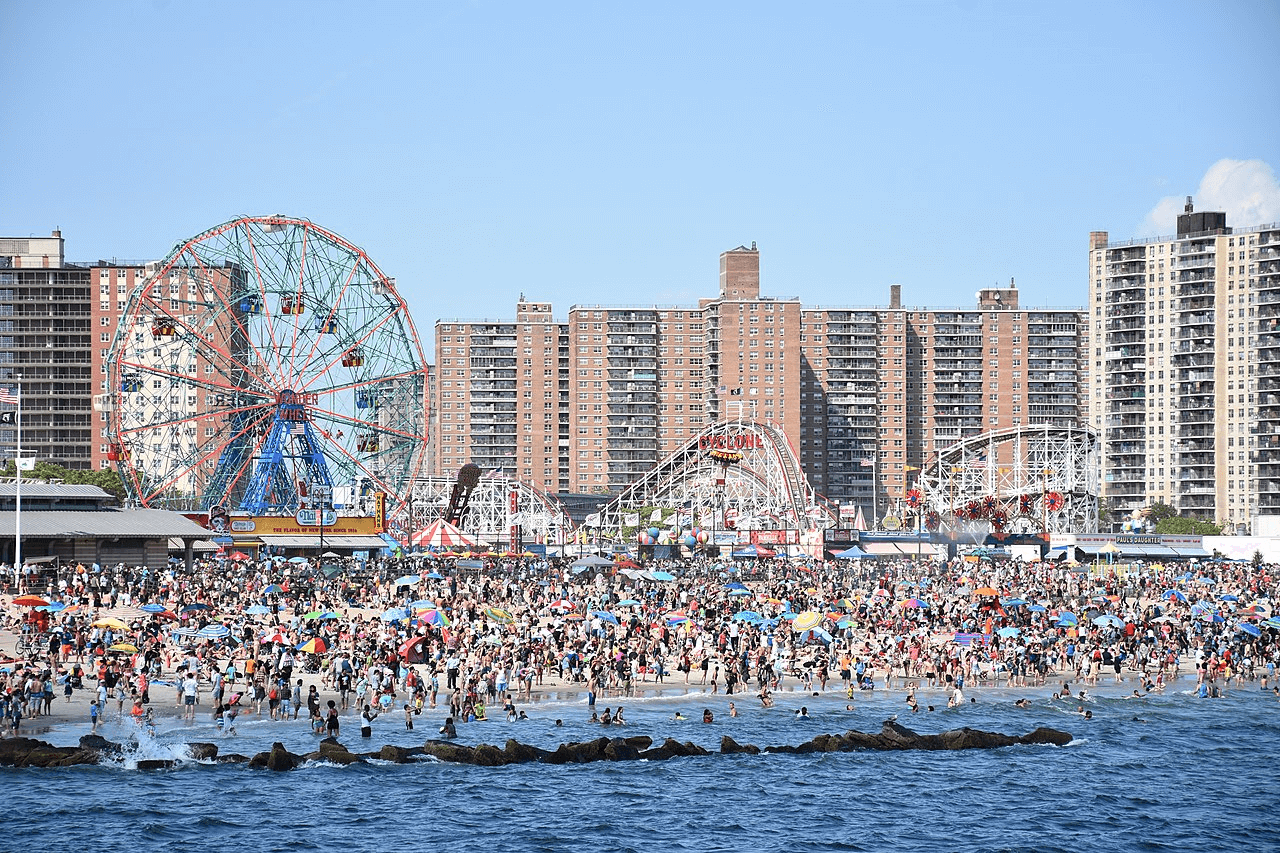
[196,624,230,640]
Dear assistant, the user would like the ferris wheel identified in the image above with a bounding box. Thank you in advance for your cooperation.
[107,215,428,517]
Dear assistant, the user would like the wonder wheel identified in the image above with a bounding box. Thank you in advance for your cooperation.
[107,215,428,516]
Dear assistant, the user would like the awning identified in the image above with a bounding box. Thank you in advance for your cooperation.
[861,542,908,557]
[1043,548,1068,560]
[257,535,390,549]
[1137,545,1182,559]
[1171,546,1212,558]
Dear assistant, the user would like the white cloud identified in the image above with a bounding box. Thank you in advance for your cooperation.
[1140,159,1280,236]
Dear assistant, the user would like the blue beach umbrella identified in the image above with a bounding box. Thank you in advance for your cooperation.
[263,584,284,594]
[592,611,620,625]
[733,610,763,622]
[245,604,271,616]
[1237,622,1261,638]
[1026,604,1047,612]
[729,588,753,597]
[381,607,410,622]
[1056,611,1078,626]
[140,603,167,613]
[997,626,1021,638]
[616,599,641,607]
[1163,590,1188,603]
[1093,614,1125,629]
[196,624,230,640]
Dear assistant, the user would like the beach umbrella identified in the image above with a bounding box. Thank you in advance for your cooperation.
[1237,622,1261,638]
[425,572,445,580]
[974,586,998,596]
[616,599,641,607]
[152,610,180,622]
[1093,615,1125,629]
[733,610,763,623]
[792,611,822,631]
[321,551,342,559]
[107,643,138,654]
[563,613,585,621]
[1163,590,1188,603]
[1056,611,1078,627]
[394,575,421,587]
[182,603,210,612]
[297,637,328,655]
[302,610,325,620]
[1219,594,1239,602]
[196,624,230,640]
[417,610,449,628]
[997,627,1020,638]
[835,618,855,629]
[262,584,284,595]
[245,604,271,616]
[260,632,287,644]
[13,595,49,607]
[484,607,514,624]
[92,617,129,630]
[381,607,411,622]
[1001,598,1027,607]
[227,550,250,561]
[591,611,619,625]
[1263,618,1280,630]
[900,598,929,609]
[728,588,753,597]
[798,627,834,645]
[650,571,676,582]
[287,556,309,564]
[549,599,576,611]
[835,598,857,610]
[139,603,167,613]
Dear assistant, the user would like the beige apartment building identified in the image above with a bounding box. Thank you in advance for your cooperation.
[1089,199,1280,532]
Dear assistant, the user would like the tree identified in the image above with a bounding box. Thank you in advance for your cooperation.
[1154,515,1222,536]
[0,461,127,504]
[1146,502,1178,524]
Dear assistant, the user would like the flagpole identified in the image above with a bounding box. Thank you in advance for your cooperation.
[14,379,21,591]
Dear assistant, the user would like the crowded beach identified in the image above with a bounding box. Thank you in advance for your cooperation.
[2,549,1277,740]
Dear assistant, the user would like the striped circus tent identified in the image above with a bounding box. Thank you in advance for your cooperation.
[411,518,484,549]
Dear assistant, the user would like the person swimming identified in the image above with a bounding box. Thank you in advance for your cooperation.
[674,711,686,720]
[702,709,714,723]
[795,706,810,719]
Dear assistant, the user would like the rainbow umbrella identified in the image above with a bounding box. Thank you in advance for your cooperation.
[297,637,328,654]
[417,610,450,627]
[901,598,929,609]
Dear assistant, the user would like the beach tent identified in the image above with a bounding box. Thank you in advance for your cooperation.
[412,518,483,549]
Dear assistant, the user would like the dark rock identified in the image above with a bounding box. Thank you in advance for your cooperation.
[79,734,123,755]
[266,742,299,772]
[472,743,507,766]
[217,753,250,764]
[603,737,640,761]
[503,739,547,764]
[939,727,1014,751]
[136,759,177,771]
[720,736,759,755]
[422,740,477,764]
[187,742,219,761]
[1018,727,1073,747]
[624,735,653,751]
[317,740,364,766]
[0,738,86,767]
[247,751,270,768]
[378,744,422,764]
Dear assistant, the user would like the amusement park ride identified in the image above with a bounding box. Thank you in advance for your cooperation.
[103,216,429,542]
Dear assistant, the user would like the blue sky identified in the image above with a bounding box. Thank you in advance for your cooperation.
[3,1,1278,346]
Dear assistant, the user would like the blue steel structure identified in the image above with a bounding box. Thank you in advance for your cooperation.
[238,390,334,514]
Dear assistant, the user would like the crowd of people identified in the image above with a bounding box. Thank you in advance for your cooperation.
[1,549,1277,738]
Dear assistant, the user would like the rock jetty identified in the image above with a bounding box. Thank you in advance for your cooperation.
[0,722,1072,770]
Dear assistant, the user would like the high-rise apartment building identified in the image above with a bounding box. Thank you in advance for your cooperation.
[801,284,1087,514]
[1089,198,1277,531]
[434,298,567,494]
[0,231,98,469]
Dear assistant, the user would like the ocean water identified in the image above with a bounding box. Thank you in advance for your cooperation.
[8,682,1280,852]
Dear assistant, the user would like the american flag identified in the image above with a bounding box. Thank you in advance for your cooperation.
[291,423,307,435]
[0,386,17,405]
